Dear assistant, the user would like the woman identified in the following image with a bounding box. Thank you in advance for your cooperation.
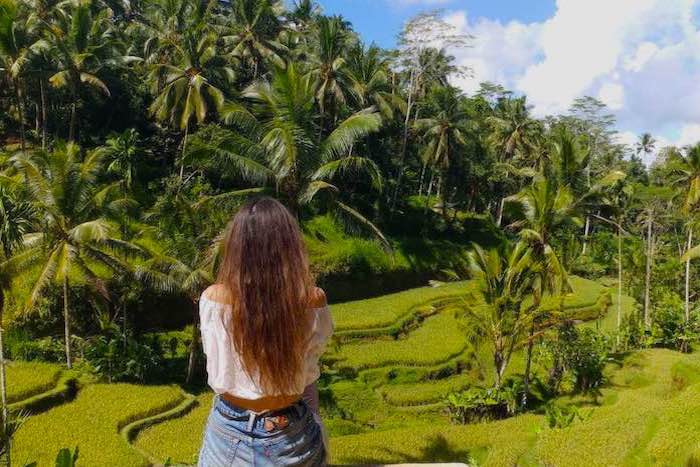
[198,197,333,466]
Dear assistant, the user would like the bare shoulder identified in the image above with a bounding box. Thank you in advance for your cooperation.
[308,287,327,309]
[202,284,233,305]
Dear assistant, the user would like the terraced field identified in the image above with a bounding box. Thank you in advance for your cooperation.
[15,276,700,466]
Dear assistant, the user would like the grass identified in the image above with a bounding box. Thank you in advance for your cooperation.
[331,310,470,371]
[10,276,670,466]
[6,360,63,403]
[331,281,473,332]
[12,383,184,466]
[379,372,478,406]
[135,392,213,465]
[328,349,700,467]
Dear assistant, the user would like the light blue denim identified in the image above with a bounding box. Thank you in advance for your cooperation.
[198,395,326,466]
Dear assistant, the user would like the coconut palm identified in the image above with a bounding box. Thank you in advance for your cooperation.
[219,64,386,241]
[7,143,135,368]
[135,180,216,383]
[0,186,33,455]
[148,26,231,169]
[486,96,542,226]
[670,143,700,321]
[310,16,350,130]
[506,176,579,405]
[97,128,145,191]
[465,240,538,389]
[0,0,35,151]
[414,86,469,215]
[635,132,656,163]
[42,0,120,142]
[344,43,399,119]
[221,0,286,79]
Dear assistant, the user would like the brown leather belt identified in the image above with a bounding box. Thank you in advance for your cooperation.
[220,392,302,413]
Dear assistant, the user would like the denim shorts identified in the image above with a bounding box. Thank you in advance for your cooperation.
[198,395,326,466]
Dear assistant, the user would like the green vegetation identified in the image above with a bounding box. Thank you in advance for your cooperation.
[12,384,183,466]
[5,361,62,403]
[2,0,700,465]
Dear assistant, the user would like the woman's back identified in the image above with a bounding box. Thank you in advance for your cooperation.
[199,284,333,400]
[197,197,331,467]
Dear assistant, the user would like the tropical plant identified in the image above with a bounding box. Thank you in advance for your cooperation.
[463,240,538,388]
[7,143,135,368]
[221,0,285,78]
[219,64,386,242]
[97,128,145,191]
[42,0,122,141]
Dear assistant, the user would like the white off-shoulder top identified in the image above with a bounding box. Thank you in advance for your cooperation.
[199,295,334,399]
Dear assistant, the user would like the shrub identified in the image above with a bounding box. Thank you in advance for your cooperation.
[652,292,699,353]
[445,383,520,424]
[544,323,608,394]
[84,321,165,383]
[570,256,607,279]
[543,403,586,429]
[5,329,66,363]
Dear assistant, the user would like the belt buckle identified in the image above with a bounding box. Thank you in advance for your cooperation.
[263,415,289,432]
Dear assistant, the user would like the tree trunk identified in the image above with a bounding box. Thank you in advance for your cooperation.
[496,198,505,227]
[63,275,72,369]
[40,77,48,150]
[418,163,427,196]
[0,290,8,462]
[643,211,653,330]
[186,298,200,384]
[390,70,415,211]
[617,223,623,347]
[685,228,693,323]
[13,79,26,152]
[521,322,535,408]
[179,122,190,181]
[581,216,591,255]
[69,100,78,143]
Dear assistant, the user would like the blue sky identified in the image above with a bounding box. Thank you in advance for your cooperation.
[317,0,556,48]
[314,0,700,162]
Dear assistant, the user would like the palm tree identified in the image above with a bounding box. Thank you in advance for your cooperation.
[311,16,350,132]
[486,96,541,226]
[43,0,119,141]
[670,143,700,321]
[8,143,134,368]
[135,180,215,383]
[0,0,34,151]
[97,128,145,191]
[635,132,656,163]
[465,240,538,388]
[219,64,385,241]
[221,0,286,79]
[344,43,397,119]
[414,86,468,216]
[506,176,578,405]
[0,186,33,458]
[148,27,230,171]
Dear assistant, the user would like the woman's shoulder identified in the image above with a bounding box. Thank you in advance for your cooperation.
[202,284,233,306]
[308,287,327,309]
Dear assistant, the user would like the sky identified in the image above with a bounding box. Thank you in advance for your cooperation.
[316,0,700,164]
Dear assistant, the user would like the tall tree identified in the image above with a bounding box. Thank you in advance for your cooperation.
[43,0,119,141]
[669,143,700,322]
[8,143,134,368]
[390,11,472,209]
[221,0,285,79]
[219,64,386,241]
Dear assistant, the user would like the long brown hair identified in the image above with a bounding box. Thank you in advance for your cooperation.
[217,197,313,395]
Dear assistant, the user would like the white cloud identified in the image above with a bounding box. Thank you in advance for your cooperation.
[442,0,700,148]
[598,82,625,110]
[624,42,659,72]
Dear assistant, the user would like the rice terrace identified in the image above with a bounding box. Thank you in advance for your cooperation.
[3,0,700,466]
